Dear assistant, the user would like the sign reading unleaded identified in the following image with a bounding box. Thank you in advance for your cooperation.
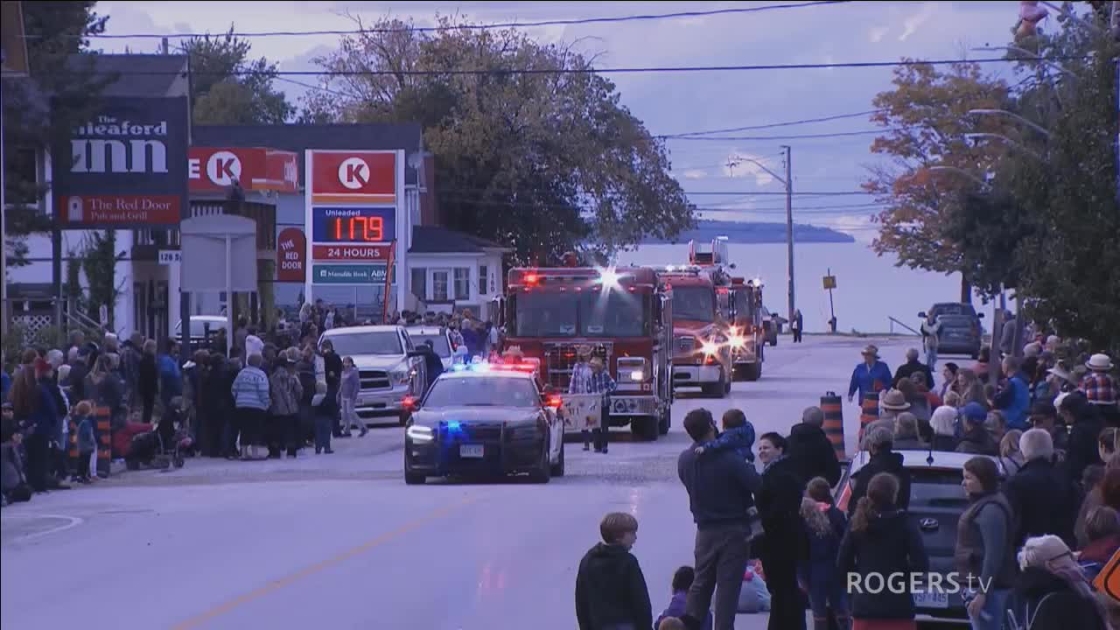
[51,96,190,228]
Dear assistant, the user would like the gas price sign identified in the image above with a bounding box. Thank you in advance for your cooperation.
[311,207,396,243]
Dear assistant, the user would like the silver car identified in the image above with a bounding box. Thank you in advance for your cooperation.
[405,326,457,370]
[318,325,426,425]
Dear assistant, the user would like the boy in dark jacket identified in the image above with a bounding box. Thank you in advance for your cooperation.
[575,512,653,630]
[694,408,755,462]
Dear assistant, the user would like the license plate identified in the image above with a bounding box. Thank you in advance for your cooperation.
[912,592,949,609]
[460,444,484,458]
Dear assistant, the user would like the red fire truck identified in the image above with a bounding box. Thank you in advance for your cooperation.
[653,239,736,398]
[728,276,766,381]
[493,266,673,441]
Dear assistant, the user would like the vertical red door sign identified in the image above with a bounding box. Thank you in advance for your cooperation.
[277,228,307,282]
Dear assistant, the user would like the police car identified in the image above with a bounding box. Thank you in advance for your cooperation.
[403,362,565,485]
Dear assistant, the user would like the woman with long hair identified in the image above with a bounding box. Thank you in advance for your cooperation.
[838,472,928,630]
[799,495,849,630]
[956,369,988,409]
[1008,535,1108,630]
[955,457,1017,630]
[756,432,807,630]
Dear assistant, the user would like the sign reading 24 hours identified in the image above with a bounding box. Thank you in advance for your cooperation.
[310,207,396,243]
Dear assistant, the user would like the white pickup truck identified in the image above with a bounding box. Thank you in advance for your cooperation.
[318,325,427,425]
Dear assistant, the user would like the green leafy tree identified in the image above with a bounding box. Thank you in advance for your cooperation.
[182,27,294,124]
[2,1,109,269]
[863,60,1011,301]
[82,230,125,328]
[301,16,694,261]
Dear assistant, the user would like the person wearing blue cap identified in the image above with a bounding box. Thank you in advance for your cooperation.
[956,403,998,455]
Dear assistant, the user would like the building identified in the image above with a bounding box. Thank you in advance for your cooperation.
[7,54,510,343]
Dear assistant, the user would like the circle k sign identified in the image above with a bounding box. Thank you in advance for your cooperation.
[206,151,242,187]
[338,157,371,190]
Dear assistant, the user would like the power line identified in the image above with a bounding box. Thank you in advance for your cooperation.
[87,1,851,40]
[95,55,1089,77]
[681,190,870,196]
[662,110,881,137]
[664,129,885,141]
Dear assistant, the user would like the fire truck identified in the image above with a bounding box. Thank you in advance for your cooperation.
[652,238,737,398]
[728,276,766,381]
[492,265,674,441]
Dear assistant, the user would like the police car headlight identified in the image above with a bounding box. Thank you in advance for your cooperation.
[406,425,433,443]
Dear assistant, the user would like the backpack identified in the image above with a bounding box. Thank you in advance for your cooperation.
[1005,592,1056,630]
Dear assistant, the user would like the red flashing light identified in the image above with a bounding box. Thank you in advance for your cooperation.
[545,394,562,409]
[402,395,417,411]
[524,273,540,286]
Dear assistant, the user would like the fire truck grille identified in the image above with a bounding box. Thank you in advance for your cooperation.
[543,342,612,390]
[675,336,695,353]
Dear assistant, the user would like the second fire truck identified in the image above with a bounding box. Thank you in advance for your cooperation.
[492,265,673,441]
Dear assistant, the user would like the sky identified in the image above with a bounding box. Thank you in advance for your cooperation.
[91,0,1034,241]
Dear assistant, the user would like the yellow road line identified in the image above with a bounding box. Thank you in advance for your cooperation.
[171,495,478,630]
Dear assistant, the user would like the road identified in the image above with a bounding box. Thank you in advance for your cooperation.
[2,335,926,630]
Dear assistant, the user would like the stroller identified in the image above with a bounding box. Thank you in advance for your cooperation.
[125,398,193,471]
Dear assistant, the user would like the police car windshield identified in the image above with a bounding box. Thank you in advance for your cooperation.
[324,331,402,356]
[411,334,451,357]
[425,376,538,408]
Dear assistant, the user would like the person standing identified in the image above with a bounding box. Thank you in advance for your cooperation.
[584,357,616,454]
[574,512,653,630]
[231,353,270,460]
[568,345,595,451]
[848,346,892,407]
[137,339,159,424]
[677,409,761,630]
[920,313,943,370]
[791,309,804,343]
[319,340,343,438]
[955,457,1017,630]
[755,432,807,630]
[268,357,303,458]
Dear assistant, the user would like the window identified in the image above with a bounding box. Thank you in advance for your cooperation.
[453,267,470,300]
[410,334,451,357]
[432,270,449,301]
[411,267,427,300]
[671,286,716,322]
[479,265,489,296]
[580,292,648,337]
[324,331,403,356]
[512,292,578,337]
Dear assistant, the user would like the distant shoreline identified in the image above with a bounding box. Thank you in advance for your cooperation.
[641,220,855,244]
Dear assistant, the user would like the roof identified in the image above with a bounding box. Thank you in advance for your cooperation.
[321,325,401,336]
[440,368,535,380]
[192,124,423,186]
[849,449,1003,475]
[409,225,507,254]
[71,54,190,97]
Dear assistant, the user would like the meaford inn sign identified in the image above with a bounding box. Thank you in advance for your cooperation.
[52,96,190,228]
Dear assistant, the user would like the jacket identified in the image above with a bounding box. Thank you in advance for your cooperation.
[847,450,912,516]
[1067,413,1105,484]
[837,509,929,620]
[76,416,97,453]
[231,366,270,411]
[654,591,712,630]
[787,422,841,486]
[894,360,934,390]
[954,492,1018,589]
[678,444,761,530]
[340,367,360,402]
[1008,566,1107,630]
[955,425,998,456]
[268,369,302,417]
[1003,457,1077,548]
[0,442,26,493]
[849,361,893,401]
[158,354,182,398]
[994,372,1031,430]
[574,543,653,630]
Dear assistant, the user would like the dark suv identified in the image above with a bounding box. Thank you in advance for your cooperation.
[919,303,985,360]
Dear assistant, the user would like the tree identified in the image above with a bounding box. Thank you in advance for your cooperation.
[81,230,125,328]
[863,60,1011,301]
[301,16,694,261]
[997,9,1120,352]
[182,27,293,125]
[2,1,109,269]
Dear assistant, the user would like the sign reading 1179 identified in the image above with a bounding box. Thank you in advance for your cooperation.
[311,207,396,243]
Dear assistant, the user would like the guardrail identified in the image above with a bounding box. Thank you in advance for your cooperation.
[888,317,921,336]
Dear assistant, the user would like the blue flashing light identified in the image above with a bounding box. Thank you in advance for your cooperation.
[450,363,469,372]
[446,421,462,431]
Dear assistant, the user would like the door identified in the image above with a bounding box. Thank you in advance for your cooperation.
[431,270,450,302]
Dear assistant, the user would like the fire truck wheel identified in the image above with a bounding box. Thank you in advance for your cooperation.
[631,416,659,441]
[658,409,670,436]
[742,363,762,382]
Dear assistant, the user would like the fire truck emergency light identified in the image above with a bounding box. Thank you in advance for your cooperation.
[727,333,745,349]
[597,267,621,289]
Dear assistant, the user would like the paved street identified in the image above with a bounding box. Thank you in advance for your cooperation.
[2,335,926,630]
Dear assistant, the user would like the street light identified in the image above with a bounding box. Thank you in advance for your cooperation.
[965,133,1044,161]
[967,109,1051,138]
[729,151,795,320]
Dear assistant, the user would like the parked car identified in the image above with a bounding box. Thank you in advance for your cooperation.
[836,449,1006,628]
[318,325,426,426]
[173,315,229,352]
[920,303,985,357]
[933,314,983,360]
[760,307,784,346]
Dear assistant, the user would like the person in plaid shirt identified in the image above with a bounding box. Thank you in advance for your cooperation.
[582,356,616,454]
[1081,353,1117,424]
[568,346,596,450]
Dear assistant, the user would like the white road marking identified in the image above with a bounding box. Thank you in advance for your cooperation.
[1,513,85,542]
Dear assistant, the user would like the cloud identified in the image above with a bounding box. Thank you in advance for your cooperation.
[812,214,876,243]
[899,3,935,42]
[679,169,708,180]
[722,152,778,187]
[868,26,889,43]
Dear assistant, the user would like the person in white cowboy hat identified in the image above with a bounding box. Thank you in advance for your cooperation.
[847,344,892,406]
[862,389,910,438]
[1080,354,1118,426]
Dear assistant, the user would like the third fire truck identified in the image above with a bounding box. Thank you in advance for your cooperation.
[727,276,766,381]
[492,265,673,441]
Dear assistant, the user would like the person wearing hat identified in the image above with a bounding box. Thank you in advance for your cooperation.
[848,345,892,408]
[568,345,596,450]
[1080,354,1117,416]
[861,389,910,438]
[955,402,998,456]
[268,355,305,457]
[582,356,616,454]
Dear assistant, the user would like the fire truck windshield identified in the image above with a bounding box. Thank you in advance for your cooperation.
[670,285,715,322]
[511,291,649,337]
[733,288,755,320]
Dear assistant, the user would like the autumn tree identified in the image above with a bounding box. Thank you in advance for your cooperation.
[2,1,109,269]
[863,61,1012,301]
[301,16,694,262]
[182,27,293,125]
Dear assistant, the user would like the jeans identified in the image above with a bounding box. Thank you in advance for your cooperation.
[687,523,751,630]
[968,588,1009,630]
[340,398,364,433]
[314,414,332,452]
[925,347,938,370]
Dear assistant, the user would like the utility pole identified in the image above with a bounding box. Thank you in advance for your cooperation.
[782,145,795,321]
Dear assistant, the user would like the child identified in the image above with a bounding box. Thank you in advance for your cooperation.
[74,401,97,484]
[738,561,772,614]
[694,408,755,462]
[313,380,335,454]
[655,566,713,630]
[802,477,850,630]
[339,356,366,437]
[574,512,653,630]
[658,618,686,630]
